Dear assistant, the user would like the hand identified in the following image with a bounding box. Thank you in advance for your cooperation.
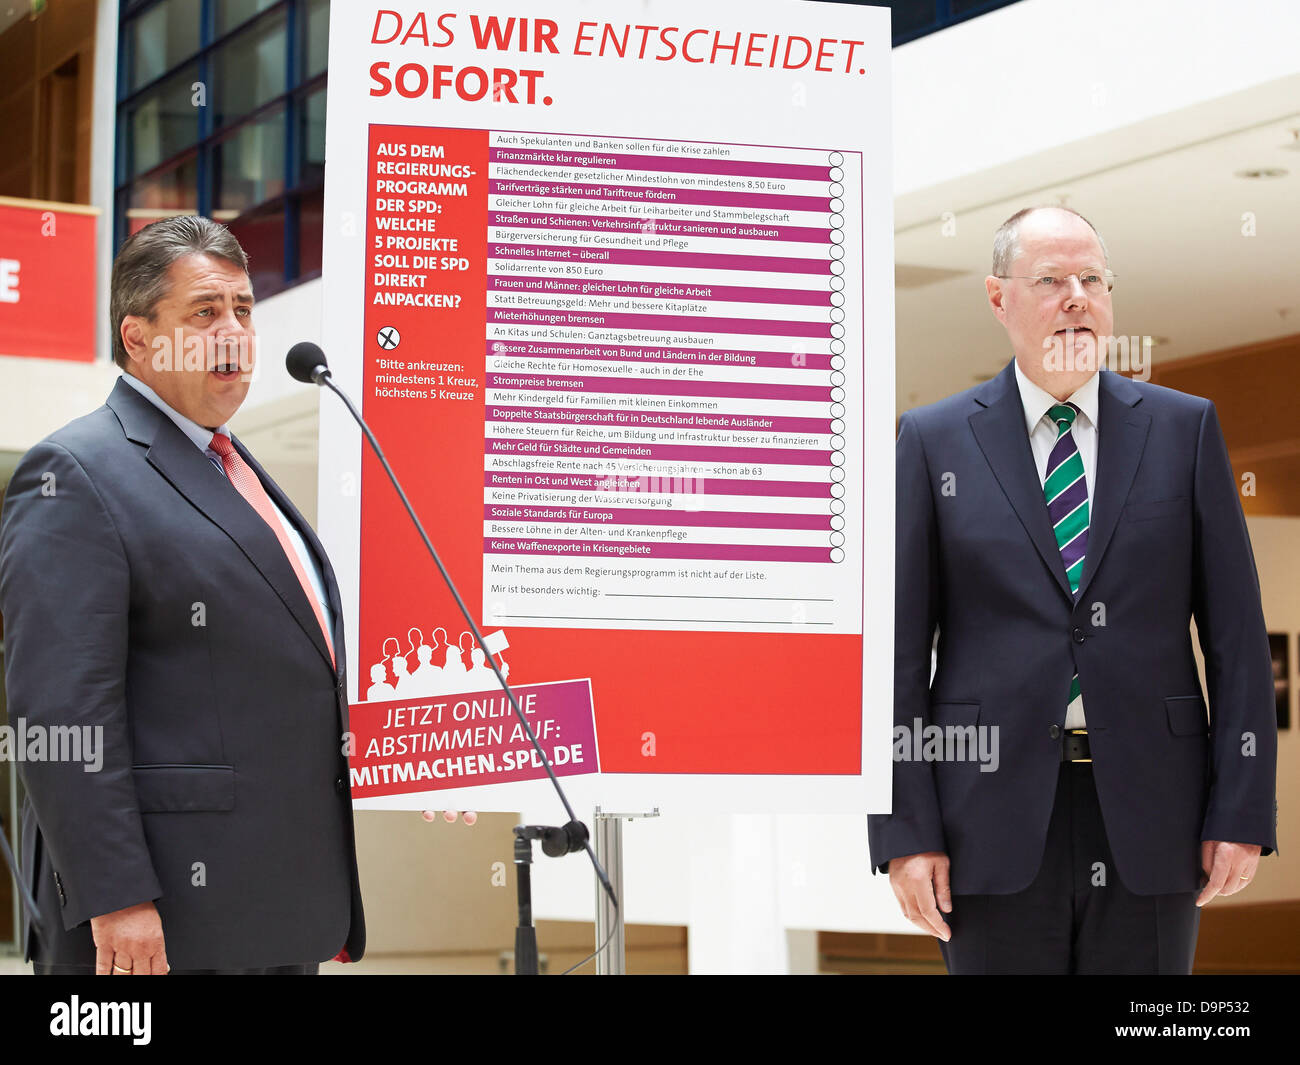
[421,810,478,825]
[1196,840,1262,907]
[90,901,168,975]
[888,851,952,941]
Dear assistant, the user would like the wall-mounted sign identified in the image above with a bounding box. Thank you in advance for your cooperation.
[0,197,98,363]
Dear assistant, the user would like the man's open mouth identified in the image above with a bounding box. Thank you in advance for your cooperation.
[1055,326,1094,336]
[210,362,241,380]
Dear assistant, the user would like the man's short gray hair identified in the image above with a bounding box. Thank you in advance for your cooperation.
[991,206,1109,278]
[109,215,250,369]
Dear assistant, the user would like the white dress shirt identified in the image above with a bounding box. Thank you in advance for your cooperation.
[1013,362,1099,729]
[118,373,334,639]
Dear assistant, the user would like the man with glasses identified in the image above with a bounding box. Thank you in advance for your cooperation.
[868,205,1277,973]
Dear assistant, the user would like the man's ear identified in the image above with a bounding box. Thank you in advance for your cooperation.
[985,275,1007,325]
[120,316,151,366]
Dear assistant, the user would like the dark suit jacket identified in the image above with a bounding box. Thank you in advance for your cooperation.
[0,377,365,968]
[868,361,1277,896]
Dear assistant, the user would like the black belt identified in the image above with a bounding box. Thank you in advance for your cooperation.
[1061,729,1091,763]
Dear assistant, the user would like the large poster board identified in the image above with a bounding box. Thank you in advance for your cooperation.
[319,0,894,814]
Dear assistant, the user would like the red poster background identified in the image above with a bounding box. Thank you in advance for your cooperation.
[0,200,97,363]
[359,125,862,775]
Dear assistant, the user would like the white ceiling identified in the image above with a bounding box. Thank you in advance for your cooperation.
[893,73,1300,410]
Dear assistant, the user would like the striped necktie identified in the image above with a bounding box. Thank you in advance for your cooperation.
[1044,402,1088,706]
[209,433,336,666]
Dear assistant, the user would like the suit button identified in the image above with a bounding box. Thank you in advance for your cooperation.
[335,776,348,796]
[1048,724,1062,739]
[1072,628,1085,643]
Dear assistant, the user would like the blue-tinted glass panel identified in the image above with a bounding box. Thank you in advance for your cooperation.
[127,62,201,177]
[305,0,329,79]
[212,107,287,218]
[299,87,326,186]
[212,9,288,126]
[879,0,940,39]
[125,154,198,236]
[215,0,279,36]
[952,0,1008,13]
[125,0,201,91]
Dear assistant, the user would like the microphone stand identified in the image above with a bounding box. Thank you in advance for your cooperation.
[513,826,545,975]
[302,362,618,974]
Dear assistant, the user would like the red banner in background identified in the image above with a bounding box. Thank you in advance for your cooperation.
[0,198,97,363]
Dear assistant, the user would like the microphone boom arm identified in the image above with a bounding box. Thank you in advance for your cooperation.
[313,369,619,917]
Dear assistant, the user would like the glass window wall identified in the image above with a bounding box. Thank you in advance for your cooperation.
[116,0,328,298]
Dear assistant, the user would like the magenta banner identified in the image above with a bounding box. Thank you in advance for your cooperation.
[347,679,599,798]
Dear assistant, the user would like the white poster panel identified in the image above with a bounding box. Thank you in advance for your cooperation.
[318,0,894,815]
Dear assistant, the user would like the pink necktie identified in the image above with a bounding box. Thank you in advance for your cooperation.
[209,433,335,667]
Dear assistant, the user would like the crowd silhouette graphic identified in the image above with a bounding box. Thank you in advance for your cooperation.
[366,626,511,700]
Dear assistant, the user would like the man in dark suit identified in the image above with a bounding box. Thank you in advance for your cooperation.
[867,206,1277,973]
[0,215,365,974]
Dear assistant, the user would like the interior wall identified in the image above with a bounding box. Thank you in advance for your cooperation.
[0,355,120,454]
[0,0,97,203]
[1227,517,1300,905]
[1150,334,1300,517]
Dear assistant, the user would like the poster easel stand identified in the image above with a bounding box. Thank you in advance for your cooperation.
[593,806,659,975]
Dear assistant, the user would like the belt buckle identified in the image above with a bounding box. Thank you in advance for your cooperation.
[1065,728,1091,763]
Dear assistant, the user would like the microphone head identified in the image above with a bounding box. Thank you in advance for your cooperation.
[540,826,569,858]
[286,341,329,383]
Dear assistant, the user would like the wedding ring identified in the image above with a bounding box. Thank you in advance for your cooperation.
[112,963,132,973]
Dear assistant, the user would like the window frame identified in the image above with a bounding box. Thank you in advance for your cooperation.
[115,0,327,298]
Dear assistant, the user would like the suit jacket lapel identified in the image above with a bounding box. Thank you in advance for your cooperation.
[968,361,1073,602]
[1074,371,1150,602]
[106,380,336,674]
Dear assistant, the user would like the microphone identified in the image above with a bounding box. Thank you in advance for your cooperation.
[286,342,617,972]
[286,341,331,384]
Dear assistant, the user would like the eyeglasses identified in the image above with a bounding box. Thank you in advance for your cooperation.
[996,270,1115,295]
